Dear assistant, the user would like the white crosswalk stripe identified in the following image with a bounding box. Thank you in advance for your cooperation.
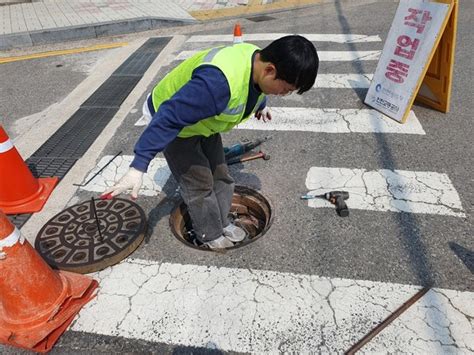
[132,106,421,132]
[317,50,381,61]
[175,50,380,61]
[70,259,472,353]
[80,156,170,197]
[174,54,375,88]
[187,33,382,43]
[304,167,465,217]
[237,107,425,134]
[315,73,373,88]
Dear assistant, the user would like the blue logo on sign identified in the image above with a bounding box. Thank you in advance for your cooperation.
[375,84,382,92]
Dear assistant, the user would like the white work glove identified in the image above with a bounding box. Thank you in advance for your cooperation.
[101,167,144,200]
[255,107,272,122]
[135,94,153,126]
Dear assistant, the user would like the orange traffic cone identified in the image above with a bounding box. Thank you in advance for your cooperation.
[0,209,98,353]
[0,125,58,214]
[233,23,243,43]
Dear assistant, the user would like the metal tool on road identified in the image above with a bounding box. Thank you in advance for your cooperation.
[227,151,270,165]
[345,286,431,354]
[301,191,350,217]
[73,150,122,187]
[224,136,272,160]
[90,197,104,242]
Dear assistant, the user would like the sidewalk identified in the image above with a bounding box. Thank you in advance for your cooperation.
[0,0,195,50]
[0,0,293,50]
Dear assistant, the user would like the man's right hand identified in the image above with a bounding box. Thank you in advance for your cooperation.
[101,167,144,200]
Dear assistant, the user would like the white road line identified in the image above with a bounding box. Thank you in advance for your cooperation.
[168,55,375,88]
[362,288,474,353]
[79,108,425,197]
[237,108,425,134]
[79,155,170,197]
[187,33,382,43]
[318,50,380,61]
[71,259,473,353]
[175,50,380,62]
[315,73,373,88]
[305,167,465,217]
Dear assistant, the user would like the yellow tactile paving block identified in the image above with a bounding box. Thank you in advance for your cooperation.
[0,42,128,64]
[190,0,326,20]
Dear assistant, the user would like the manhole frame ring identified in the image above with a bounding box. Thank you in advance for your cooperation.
[169,185,274,252]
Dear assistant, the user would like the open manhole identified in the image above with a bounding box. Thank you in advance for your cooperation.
[35,198,146,273]
[170,186,273,251]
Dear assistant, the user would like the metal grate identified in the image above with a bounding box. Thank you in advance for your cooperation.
[32,108,118,158]
[81,76,142,109]
[12,37,171,229]
[8,214,32,229]
[113,37,170,75]
[113,52,159,76]
[137,37,170,53]
[27,157,78,179]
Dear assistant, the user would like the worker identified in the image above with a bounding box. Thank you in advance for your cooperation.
[102,35,319,249]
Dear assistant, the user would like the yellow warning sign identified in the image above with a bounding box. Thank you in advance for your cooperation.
[365,0,458,123]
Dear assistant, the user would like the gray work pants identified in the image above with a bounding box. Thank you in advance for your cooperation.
[164,134,234,242]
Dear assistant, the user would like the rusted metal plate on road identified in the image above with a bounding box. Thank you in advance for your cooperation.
[35,198,146,273]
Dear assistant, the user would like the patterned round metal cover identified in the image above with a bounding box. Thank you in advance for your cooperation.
[35,198,146,273]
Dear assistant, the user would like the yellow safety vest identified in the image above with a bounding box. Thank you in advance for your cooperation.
[151,43,266,138]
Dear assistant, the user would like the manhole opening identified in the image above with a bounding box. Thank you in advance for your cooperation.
[170,186,273,251]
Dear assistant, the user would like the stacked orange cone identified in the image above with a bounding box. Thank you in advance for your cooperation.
[0,209,98,353]
[0,125,58,214]
[233,23,243,43]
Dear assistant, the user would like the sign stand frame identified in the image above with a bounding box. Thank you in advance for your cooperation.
[414,0,458,114]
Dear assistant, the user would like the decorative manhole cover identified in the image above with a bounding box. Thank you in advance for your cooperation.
[35,198,146,273]
[170,186,273,252]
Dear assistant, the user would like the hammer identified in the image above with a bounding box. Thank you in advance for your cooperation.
[227,151,270,165]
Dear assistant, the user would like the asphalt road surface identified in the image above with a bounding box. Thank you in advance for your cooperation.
[1,0,472,353]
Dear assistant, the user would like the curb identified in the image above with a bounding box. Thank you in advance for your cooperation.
[190,0,329,20]
[0,17,197,51]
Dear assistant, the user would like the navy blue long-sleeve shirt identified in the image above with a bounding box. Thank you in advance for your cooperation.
[131,62,266,172]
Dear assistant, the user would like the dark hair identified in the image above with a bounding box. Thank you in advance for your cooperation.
[259,35,319,94]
